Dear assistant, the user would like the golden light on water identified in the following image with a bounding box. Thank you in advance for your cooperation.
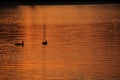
[18,4,120,26]
[0,4,120,80]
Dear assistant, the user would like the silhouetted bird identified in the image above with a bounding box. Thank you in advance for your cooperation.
[15,41,24,47]
[42,40,47,45]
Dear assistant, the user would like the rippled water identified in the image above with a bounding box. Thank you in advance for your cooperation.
[0,4,120,80]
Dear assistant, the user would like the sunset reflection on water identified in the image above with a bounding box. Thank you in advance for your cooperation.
[0,4,120,80]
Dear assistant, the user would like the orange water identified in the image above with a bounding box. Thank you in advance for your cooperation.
[0,4,120,80]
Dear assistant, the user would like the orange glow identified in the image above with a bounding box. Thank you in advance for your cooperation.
[0,4,119,80]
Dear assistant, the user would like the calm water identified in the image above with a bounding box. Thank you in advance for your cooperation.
[0,4,120,80]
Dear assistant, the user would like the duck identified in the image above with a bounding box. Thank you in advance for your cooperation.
[15,41,24,47]
[42,40,47,45]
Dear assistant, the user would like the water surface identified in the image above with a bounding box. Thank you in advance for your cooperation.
[0,4,120,80]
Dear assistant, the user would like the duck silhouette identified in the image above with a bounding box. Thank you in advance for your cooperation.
[15,41,24,47]
[42,40,47,45]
